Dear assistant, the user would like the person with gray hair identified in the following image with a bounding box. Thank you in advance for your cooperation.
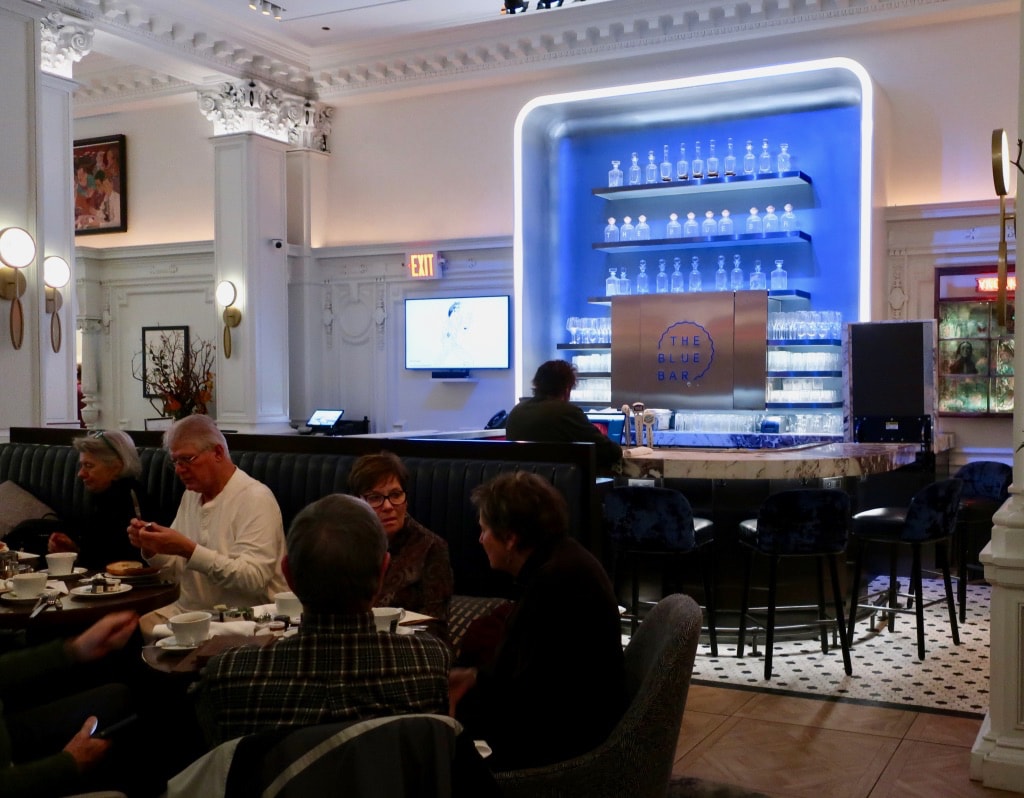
[193,494,451,746]
[46,430,146,570]
[128,415,287,639]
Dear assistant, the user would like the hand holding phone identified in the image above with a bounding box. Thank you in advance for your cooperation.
[91,714,138,740]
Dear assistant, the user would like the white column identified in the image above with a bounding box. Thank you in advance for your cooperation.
[970,10,1024,789]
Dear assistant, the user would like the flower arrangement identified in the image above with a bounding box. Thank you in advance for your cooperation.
[133,329,216,419]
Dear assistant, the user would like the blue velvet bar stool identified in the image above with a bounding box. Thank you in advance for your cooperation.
[846,478,963,660]
[953,461,1011,622]
[602,486,718,655]
[736,488,853,681]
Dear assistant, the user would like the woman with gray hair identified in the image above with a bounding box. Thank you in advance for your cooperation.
[47,430,145,570]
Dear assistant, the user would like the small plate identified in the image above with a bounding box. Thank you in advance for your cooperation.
[155,635,205,652]
[101,571,159,583]
[39,567,88,577]
[69,584,133,599]
[0,592,46,604]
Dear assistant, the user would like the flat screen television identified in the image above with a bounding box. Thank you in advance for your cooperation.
[404,295,511,373]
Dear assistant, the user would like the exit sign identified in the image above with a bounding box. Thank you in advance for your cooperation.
[408,252,441,279]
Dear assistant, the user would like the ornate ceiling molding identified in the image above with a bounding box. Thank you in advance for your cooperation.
[56,0,1012,110]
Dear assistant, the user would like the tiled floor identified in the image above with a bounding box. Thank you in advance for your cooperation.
[674,685,1008,797]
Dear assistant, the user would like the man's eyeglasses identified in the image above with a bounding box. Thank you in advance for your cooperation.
[362,490,407,509]
[168,450,208,469]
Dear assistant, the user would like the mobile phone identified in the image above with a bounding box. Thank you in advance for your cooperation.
[92,714,138,740]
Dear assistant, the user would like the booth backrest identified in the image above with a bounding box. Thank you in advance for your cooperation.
[0,433,600,598]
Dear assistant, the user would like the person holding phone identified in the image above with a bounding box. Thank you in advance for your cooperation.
[0,611,138,798]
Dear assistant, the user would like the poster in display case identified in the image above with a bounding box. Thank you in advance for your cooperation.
[937,298,1014,416]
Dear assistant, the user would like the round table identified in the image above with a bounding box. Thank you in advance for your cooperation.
[0,578,179,632]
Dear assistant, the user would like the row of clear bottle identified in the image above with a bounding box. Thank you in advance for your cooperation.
[603,204,798,242]
[605,256,787,295]
[607,138,793,187]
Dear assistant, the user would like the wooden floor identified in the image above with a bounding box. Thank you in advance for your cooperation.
[674,685,1009,797]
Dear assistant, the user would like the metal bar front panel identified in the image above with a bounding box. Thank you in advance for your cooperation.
[733,291,769,409]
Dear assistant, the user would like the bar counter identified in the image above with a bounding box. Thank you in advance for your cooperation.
[620,441,923,482]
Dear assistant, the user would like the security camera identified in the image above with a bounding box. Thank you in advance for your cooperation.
[271,238,283,249]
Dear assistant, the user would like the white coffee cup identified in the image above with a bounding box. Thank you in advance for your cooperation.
[169,611,212,646]
[45,552,78,576]
[372,606,405,633]
[10,572,47,599]
[274,591,302,619]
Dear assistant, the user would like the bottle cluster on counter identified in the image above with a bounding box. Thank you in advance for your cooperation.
[605,255,784,295]
[607,137,794,187]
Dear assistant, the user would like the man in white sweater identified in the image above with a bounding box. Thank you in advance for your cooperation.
[128,414,287,638]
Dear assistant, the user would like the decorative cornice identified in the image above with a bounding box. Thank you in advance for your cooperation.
[54,0,1013,111]
[40,12,93,78]
[196,79,330,149]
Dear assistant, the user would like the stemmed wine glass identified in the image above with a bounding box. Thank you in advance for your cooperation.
[565,316,581,345]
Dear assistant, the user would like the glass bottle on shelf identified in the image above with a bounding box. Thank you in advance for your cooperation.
[670,257,685,293]
[604,217,619,243]
[660,145,673,182]
[706,139,719,177]
[608,160,623,188]
[691,141,704,179]
[770,259,788,290]
[749,259,766,290]
[724,137,737,176]
[628,152,641,185]
[683,211,700,237]
[759,138,772,173]
[635,214,650,240]
[666,212,682,238]
[701,210,718,236]
[780,203,798,231]
[688,256,702,292]
[620,215,635,241]
[743,140,756,174]
[715,255,727,291]
[656,259,669,293]
[606,268,619,297]
[777,142,791,173]
[619,267,631,295]
[718,209,734,235]
[763,204,779,233]
[645,150,658,184]
[676,143,689,180]
[746,207,763,234]
[731,254,744,290]
[636,260,650,294]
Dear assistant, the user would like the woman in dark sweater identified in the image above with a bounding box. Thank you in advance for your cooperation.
[449,471,626,771]
[47,430,145,571]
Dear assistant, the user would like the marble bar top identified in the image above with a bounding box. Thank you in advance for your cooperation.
[619,442,923,481]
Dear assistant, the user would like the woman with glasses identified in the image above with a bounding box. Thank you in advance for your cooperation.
[348,452,454,638]
[46,430,145,570]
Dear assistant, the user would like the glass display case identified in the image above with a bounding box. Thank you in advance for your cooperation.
[935,266,1015,416]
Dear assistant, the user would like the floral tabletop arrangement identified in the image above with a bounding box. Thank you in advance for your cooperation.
[133,329,216,419]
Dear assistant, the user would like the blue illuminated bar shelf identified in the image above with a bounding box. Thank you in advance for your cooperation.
[593,230,810,253]
[592,171,813,201]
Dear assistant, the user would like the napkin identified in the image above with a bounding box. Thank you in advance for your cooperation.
[151,620,257,640]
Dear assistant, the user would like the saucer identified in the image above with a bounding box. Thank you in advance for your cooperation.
[69,584,133,599]
[0,592,45,604]
[155,635,208,652]
[40,567,87,577]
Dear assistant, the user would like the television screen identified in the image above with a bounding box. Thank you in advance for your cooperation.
[405,295,511,370]
[307,409,344,429]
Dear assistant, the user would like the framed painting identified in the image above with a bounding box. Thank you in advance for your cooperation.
[142,326,189,398]
[73,134,127,234]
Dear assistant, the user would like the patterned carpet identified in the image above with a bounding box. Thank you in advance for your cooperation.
[689,578,990,717]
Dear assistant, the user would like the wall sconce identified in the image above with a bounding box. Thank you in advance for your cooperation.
[43,255,71,353]
[0,226,36,349]
[216,280,242,358]
[992,129,1016,330]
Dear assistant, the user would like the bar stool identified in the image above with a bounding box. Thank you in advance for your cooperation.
[847,478,962,660]
[603,486,718,655]
[953,461,1011,622]
[736,488,852,680]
